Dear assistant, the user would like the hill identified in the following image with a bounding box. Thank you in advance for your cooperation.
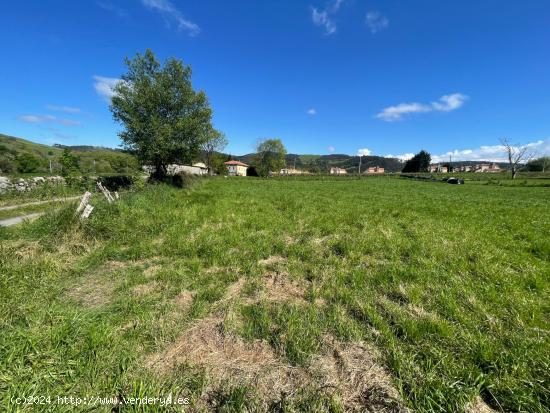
[0,133,138,175]
[233,153,405,173]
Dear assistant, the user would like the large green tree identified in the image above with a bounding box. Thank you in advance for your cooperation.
[202,128,228,175]
[255,139,287,177]
[111,49,214,180]
[402,150,431,173]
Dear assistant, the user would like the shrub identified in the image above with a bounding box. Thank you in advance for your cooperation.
[168,172,198,188]
[15,153,41,173]
[98,175,134,191]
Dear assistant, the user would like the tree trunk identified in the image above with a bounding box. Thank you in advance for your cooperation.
[151,160,167,182]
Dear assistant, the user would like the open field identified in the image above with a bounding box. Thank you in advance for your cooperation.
[1,177,549,412]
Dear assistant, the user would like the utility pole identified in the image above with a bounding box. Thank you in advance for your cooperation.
[449,155,452,173]
[358,155,362,175]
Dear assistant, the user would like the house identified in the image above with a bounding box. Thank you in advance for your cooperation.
[329,167,347,175]
[225,160,249,176]
[428,164,448,173]
[366,166,385,174]
[470,163,501,173]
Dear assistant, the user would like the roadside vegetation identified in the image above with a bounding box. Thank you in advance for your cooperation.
[1,176,548,412]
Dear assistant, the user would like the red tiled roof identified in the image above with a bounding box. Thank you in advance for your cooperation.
[224,160,249,167]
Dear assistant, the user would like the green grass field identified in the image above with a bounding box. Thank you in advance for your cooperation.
[1,177,549,412]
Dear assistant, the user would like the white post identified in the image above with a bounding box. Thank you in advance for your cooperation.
[80,204,94,219]
[76,191,92,213]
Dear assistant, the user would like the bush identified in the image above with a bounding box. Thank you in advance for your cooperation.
[168,172,198,188]
[0,156,15,173]
[98,175,135,191]
[15,153,41,173]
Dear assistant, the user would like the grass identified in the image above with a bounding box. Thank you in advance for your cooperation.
[0,176,549,412]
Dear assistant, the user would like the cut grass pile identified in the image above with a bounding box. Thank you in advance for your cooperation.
[0,177,549,412]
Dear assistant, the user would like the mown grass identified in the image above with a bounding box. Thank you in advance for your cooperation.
[0,177,549,412]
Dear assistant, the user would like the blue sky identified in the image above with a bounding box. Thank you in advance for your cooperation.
[1,0,550,161]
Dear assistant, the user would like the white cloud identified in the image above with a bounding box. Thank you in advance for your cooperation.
[376,93,468,121]
[366,11,388,34]
[18,115,55,123]
[142,0,200,36]
[93,75,121,102]
[431,93,468,112]
[57,119,82,126]
[311,0,345,35]
[46,104,81,113]
[431,138,550,163]
[17,114,81,127]
[97,1,128,18]
[327,145,336,152]
[385,153,414,161]
[376,102,431,122]
[307,108,317,115]
[311,8,336,35]
[357,148,371,156]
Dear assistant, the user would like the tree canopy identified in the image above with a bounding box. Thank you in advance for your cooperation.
[202,128,228,175]
[254,139,287,177]
[111,49,216,180]
[402,150,431,173]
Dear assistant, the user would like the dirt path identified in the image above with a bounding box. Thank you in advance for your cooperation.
[0,212,45,227]
[0,196,80,211]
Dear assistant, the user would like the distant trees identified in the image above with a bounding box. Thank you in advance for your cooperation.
[501,138,533,179]
[202,128,228,175]
[15,153,41,173]
[111,49,216,181]
[527,156,550,172]
[255,139,287,177]
[402,150,431,173]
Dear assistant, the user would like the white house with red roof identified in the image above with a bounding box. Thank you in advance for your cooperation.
[224,160,249,176]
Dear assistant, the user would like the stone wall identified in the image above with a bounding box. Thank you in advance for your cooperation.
[0,176,66,193]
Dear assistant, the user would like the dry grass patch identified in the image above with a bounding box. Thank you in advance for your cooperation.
[146,314,408,412]
[143,264,162,278]
[174,289,195,310]
[66,259,154,308]
[465,396,498,413]
[132,281,160,296]
[246,271,307,304]
[66,274,117,308]
[258,255,286,267]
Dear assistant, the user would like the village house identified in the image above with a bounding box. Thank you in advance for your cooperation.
[225,160,249,176]
[329,167,347,175]
[474,163,501,173]
[366,166,385,174]
[428,164,448,173]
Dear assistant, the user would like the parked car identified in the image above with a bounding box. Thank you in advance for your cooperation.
[446,177,464,185]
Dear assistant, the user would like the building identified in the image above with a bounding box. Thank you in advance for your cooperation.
[280,168,305,175]
[474,163,501,173]
[366,166,385,174]
[329,167,347,175]
[143,163,208,176]
[428,164,448,173]
[225,160,249,176]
